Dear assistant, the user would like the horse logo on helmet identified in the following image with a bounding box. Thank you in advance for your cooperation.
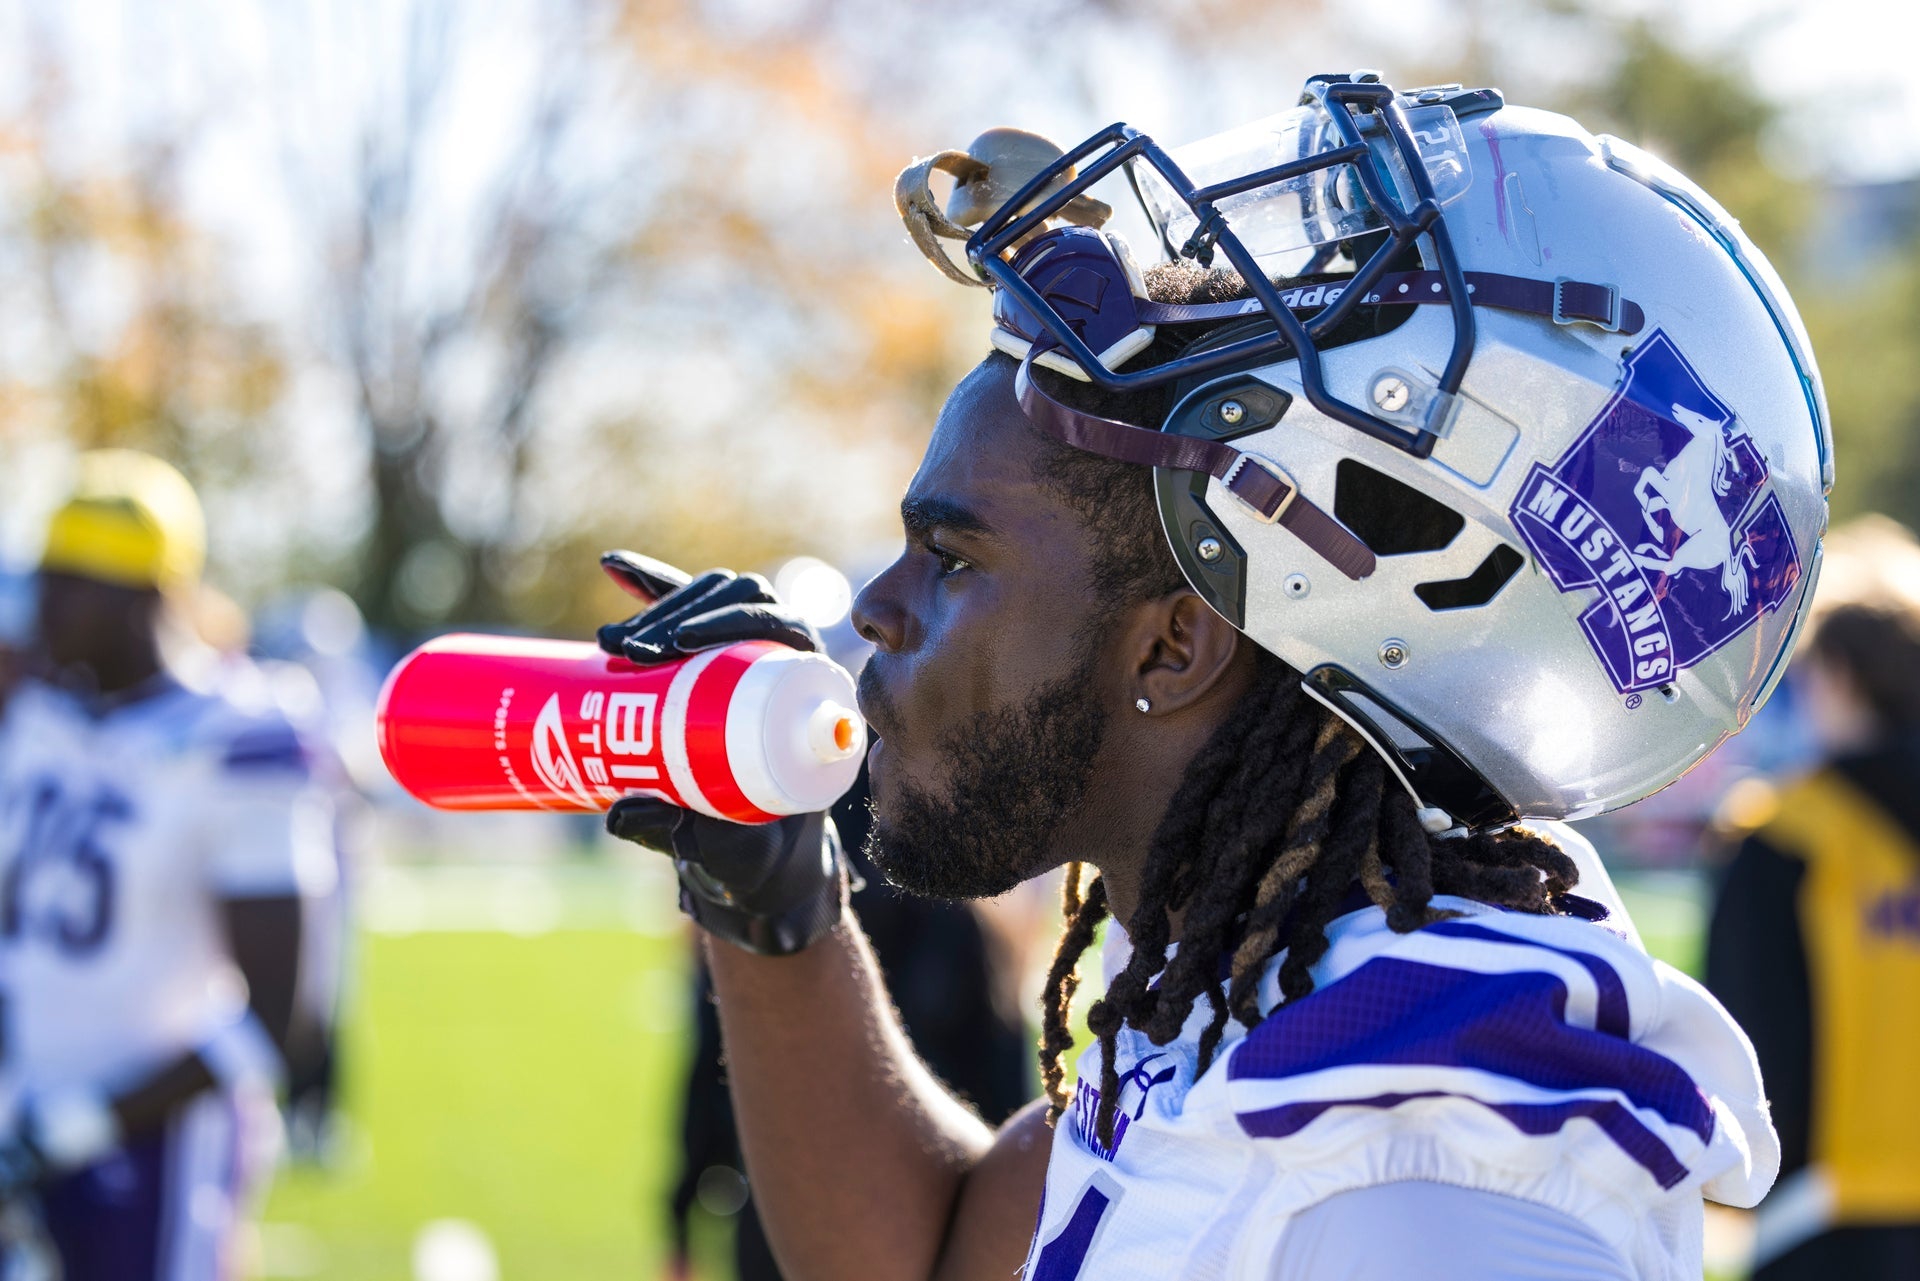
[1510,330,1802,695]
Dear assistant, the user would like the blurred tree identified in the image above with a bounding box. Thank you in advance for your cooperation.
[268,0,996,634]
[1800,244,1920,526]
[285,0,631,629]
[1573,16,1808,255]
[0,35,288,523]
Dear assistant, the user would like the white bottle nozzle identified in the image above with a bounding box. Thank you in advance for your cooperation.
[805,700,863,764]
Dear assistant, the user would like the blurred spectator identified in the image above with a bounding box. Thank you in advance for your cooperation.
[0,451,340,1280]
[1706,516,1920,1279]
[665,760,1032,1281]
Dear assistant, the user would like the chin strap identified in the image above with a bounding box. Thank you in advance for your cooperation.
[1014,349,1377,581]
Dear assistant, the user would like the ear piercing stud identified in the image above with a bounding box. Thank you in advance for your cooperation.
[1135,698,1151,713]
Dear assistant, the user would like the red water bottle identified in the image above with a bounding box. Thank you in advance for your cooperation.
[376,634,866,823]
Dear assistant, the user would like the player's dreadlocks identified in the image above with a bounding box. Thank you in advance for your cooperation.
[1024,261,1581,1149]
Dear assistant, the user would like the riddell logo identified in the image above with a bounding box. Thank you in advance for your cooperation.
[529,694,592,805]
[1233,282,1347,316]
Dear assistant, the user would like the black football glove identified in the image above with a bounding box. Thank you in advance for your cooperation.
[596,550,822,666]
[607,800,846,955]
[595,551,845,956]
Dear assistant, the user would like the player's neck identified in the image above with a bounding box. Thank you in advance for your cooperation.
[60,635,165,701]
[1068,725,1224,942]
[1075,772,1190,941]
[1060,775,1165,936]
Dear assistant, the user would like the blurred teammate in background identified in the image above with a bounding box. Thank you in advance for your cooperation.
[0,451,338,1280]
[0,574,28,723]
[1707,516,1920,1279]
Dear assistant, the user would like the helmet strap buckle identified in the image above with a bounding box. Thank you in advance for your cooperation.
[1552,277,1622,332]
[1223,454,1299,523]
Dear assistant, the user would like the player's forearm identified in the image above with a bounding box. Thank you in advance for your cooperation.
[704,910,996,1281]
[110,1052,218,1135]
[222,893,306,1056]
[6,1050,217,1179]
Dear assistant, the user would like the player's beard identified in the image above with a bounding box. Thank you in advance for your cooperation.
[861,638,1111,901]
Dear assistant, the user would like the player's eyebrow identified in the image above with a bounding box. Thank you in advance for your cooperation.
[900,495,996,542]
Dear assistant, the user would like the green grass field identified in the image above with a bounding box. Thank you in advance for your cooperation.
[253,863,1718,1280]
[260,862,703,1280]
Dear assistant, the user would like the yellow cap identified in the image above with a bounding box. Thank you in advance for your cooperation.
[39,450,207,592]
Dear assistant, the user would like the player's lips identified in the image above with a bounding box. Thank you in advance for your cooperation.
[856,659,904,802]
[866,735,886,798]
[854,659,900,743]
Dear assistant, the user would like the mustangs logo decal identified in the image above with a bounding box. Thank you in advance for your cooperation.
[1510,330,1801,695]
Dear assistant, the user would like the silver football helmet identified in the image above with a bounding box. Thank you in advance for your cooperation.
[896,72,1831,831]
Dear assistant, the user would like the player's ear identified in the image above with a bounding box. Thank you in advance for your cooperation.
[1126,589,1243,715]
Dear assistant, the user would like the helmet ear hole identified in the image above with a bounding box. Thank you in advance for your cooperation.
[1333,459,1463,556]
[1415,545,1526,611]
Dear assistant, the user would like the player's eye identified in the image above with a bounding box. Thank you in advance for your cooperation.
[931,545,971,577]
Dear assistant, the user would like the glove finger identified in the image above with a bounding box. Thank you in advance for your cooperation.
[596,617,635,657]
[643,570,742,631]
[625,573,786,660]
[620,569,776,635]
[600,550,694,606]
[603,570,739,660]
[672,603,822,655]
[678,572,780,614]
[605,797,687,851]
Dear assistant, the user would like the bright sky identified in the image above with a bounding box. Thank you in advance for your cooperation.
[1636,0,1920,180]
[1137,0,1920,183]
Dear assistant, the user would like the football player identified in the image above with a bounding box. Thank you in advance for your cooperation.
[0,451,336,1280]
[597,73,1827,1279]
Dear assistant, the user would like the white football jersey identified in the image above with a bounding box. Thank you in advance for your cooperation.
[1022,833,1776,1281]
[0,672,337,1096]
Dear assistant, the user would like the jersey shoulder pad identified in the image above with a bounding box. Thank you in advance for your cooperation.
[1227,903,1722,1168]
[188,679,317,779]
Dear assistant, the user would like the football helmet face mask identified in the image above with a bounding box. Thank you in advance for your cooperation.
[895,72,1832,832]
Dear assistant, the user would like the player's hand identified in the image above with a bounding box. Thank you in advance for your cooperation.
[607,798,845,956]
[0,1136,43,1202]
[595,550,822,666]
[594,550,843,956]
[0,1088,121,1196]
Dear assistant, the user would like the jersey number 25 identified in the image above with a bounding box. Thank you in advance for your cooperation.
[1,778,127,956]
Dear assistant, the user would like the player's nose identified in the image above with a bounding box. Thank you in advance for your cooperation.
[852,558,911,654]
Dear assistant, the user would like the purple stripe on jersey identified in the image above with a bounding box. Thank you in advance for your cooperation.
[221,727,309,774]
[1031,1183,1112,1281]
[1423,919,1632,1038]
[41,1129,170,1281]
[1227,958,1714,1142]
[1237,1089,1692,1189]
